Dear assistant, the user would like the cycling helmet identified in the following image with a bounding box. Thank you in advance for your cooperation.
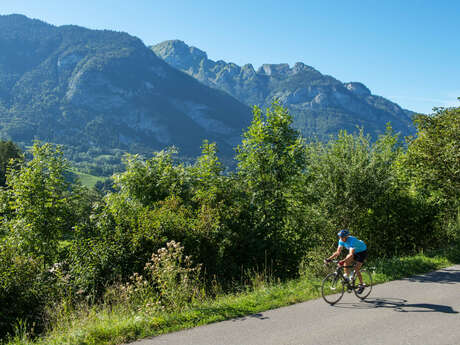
[337,229,349,237]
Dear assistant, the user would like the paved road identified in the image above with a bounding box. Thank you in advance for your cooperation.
[130,265,460,345]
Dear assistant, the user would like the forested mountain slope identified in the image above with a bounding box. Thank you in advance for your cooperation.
[0,15,251,158]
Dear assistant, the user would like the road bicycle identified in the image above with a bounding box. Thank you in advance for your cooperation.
[321,260,373,305]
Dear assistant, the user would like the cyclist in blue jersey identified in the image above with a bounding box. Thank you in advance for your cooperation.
[324,229,368,294]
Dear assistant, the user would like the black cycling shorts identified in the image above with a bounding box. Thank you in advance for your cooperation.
[353,250,368,263]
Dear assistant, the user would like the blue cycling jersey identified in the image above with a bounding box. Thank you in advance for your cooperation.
[338,236,367,253]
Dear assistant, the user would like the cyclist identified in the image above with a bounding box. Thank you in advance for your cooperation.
[324,229,368,294]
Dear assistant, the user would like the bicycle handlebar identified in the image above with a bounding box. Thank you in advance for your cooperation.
[324,259,355,268]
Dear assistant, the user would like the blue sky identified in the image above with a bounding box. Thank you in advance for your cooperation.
[1,0,459,113]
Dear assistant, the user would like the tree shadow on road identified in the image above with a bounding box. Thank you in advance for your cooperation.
[232,313,269,322]
[188,304,270,322]
[403,268,460,284]
[334,297,459,314]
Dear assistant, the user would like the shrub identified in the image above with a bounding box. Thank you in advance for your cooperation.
[0,242,46,338]
[122,241,203,311]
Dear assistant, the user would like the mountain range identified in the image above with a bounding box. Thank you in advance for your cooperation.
[0,14,415,163]
[152,40,415,140]
[0,14,250,158]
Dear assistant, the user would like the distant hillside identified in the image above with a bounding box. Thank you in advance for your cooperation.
[0,15,251,158]
[152,40,415,139]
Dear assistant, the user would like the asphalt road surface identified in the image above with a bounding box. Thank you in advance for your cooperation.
[130,265,460,345]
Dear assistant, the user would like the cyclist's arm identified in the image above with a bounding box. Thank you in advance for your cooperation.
[327,245,343,261]
[343,248,355,261]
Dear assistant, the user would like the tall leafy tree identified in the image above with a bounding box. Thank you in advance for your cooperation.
[406,105,459,201]
[305,128,401,227]
[191,140,223,205]
[406,104,460,237]
[3,143,70,264]
[303,127,434,255]
[236,102,305,274]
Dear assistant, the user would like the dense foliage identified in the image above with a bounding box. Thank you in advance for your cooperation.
[0,140,22,186]
[405,105,460,240]
[0,103,458,340]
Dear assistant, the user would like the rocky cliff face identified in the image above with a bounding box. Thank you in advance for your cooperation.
[0,15,251,157]
[152,40,415,139]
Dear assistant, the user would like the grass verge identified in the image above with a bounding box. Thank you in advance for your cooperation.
[5,245,460,345]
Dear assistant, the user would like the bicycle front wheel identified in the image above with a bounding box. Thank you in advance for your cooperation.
[353,268,373,300]
[321,273,345,305]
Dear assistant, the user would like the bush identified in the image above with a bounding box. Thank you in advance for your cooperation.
[0,243,47,338]
[119,241,203,311]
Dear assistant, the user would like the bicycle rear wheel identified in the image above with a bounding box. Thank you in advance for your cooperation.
[321,273,345,305]
[353,268,373,300]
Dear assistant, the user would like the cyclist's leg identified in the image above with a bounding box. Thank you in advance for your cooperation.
[354,261,363,284]
[343,255,354,276]
[353,250,368,285]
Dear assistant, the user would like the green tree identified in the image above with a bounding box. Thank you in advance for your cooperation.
[191,140,223,206]
[303,127,433,256]
[306,128,401,227]
[113,148,191,206]
[2,143,70,264]
[236,102,305,275]
[406,104,460,238]
[406,105,459,200]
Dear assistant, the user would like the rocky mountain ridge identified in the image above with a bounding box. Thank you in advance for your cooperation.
[152,40,415,139]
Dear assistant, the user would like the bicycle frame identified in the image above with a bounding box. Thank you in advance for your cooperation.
[334,264,356,290]
[321,260,373,305]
